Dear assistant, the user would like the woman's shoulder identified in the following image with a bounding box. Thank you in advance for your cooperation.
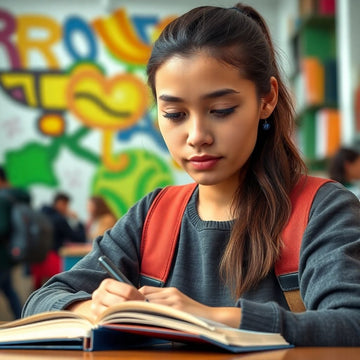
[118,186,167,223]
[306,179,360,236]
[313,179,360,206]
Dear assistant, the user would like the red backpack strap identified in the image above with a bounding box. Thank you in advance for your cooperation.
[275,175,333,312]
[139,183,197,287]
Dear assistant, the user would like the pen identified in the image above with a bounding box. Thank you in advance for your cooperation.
[98,255,133,285]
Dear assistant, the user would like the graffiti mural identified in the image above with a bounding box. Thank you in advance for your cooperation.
[0,5,188,219]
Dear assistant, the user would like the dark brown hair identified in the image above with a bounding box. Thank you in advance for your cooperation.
[53,192,70,205]
[328,147,360,184]
[147,3,306,296]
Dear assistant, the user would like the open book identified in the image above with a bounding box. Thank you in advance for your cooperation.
[0,301,291,352]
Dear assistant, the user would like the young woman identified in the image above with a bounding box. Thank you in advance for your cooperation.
[86,196,117,241]
[23,3,360,346]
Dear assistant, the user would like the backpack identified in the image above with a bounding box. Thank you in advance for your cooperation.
[140,175,332,312]
[0,188,54,264]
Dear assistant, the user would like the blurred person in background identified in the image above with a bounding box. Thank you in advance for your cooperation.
[328,147,360,199]
[30,192,87,289]
[0,166,23,319]
[86,195,117,241]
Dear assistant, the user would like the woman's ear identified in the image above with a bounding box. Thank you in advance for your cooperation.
[260,76,278,119]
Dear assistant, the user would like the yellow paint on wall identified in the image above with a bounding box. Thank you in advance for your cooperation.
[38,113,65,137]
[40,74,68,109]
[0,73,37,106]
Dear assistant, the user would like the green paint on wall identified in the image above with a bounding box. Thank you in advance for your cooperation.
[5,143,58,188]
[91,148,174,217]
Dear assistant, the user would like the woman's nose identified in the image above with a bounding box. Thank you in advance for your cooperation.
[186,117,213,148]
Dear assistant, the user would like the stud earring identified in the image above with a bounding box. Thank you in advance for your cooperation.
[262,119,271,131]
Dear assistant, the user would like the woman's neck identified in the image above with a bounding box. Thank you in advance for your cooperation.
[197,183,238,221]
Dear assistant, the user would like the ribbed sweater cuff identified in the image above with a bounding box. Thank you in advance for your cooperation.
[240,298,280,333]
[52,291,92,311]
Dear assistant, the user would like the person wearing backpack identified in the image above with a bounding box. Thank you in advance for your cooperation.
[30,192,87,289]
[0,166,23,319]
[23,3,360,346]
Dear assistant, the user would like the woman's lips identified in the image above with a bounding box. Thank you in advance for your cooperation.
[188,155,221,170]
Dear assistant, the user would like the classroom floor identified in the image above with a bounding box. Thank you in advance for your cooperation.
[0,265,34,321]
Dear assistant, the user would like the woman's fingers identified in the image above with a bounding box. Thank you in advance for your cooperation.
[91,279,145,316]
[139,286,204,313]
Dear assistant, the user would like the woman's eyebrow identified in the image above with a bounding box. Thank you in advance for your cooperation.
[202,88,240,99]
[158,94,182,102]
[158,88,239,103]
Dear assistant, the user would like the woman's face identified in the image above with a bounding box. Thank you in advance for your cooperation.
[345,156,360,181]
[155,52,274,189]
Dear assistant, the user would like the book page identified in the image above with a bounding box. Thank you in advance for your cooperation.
[0,318,92,342]
[100,310,288,347]
[98,301,218,330]
[0,311,90,329]
[99,312,229,344]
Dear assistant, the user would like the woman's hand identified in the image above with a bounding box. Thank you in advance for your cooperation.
[67,279,146,321]
[139,286,241,328]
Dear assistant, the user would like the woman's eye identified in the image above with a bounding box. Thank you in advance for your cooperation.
[162,111,186,121]
[211,106,237,117]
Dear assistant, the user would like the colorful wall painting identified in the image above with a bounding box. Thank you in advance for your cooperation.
[0,4,190,220]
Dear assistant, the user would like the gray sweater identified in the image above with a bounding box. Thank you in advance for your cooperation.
[23,182,360,346]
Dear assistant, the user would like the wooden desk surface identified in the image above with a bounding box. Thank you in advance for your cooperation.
[0,347,359,360]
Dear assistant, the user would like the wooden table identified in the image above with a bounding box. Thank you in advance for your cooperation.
[0,347,359,360]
